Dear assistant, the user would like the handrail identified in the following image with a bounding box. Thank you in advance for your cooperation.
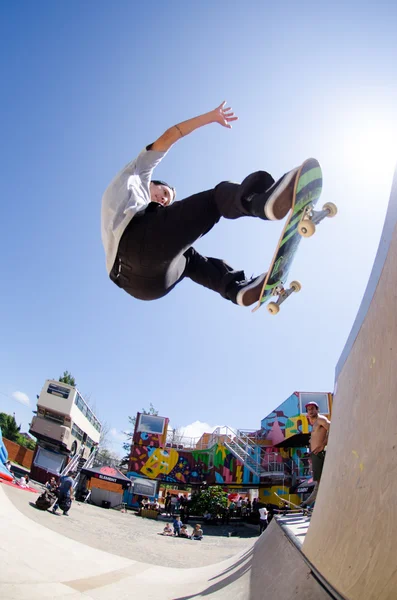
[212,426,264,476]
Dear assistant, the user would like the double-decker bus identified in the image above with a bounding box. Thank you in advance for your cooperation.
[29,380,101,483]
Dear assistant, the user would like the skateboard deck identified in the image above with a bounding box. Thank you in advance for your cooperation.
[274,493,312,516]
[253,158,327,314]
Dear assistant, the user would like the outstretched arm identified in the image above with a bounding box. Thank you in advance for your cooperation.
[151,101,238,152]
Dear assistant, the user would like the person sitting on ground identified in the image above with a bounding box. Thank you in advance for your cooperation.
[179,525,190,539]
[52,472,75,516]
[173,515,182,537]
[45,477,58,493]
[18,475,27,487]
[161,523,173,536]
[191,524,204,540]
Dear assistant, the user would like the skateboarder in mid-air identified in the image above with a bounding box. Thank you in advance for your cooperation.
[101,101,302,306]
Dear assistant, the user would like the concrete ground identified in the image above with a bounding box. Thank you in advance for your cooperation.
[0,482,326,600]
[2,482,256,569]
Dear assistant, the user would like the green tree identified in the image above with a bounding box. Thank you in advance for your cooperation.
[58,371,76,387]
[94,448,122,469]
[0,413,21,442]
[120,404,158,467]
[17,434,36,451]
[189,486,228,516]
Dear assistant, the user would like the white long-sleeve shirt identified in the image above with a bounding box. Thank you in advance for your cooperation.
[101,147,168,274]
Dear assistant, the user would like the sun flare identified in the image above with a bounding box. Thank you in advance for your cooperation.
[341,117,396,176]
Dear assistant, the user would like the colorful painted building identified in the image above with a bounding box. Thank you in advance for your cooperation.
[128,413,259,488]
[127,391,332,506]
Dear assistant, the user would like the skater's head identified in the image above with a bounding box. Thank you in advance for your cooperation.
[305,402,319,418]
[150,179,176,206]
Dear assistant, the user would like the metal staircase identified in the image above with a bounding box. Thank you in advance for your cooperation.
[212,426,267,478]
[60,444,97,489]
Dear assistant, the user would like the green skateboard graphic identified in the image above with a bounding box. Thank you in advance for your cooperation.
[254,158,337,314]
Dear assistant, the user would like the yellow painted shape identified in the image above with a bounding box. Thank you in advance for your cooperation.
[352,450,364,472]
[215,443,228,461]
[285,415,309,438]
[141,448,179,479]
[259,485,301,507]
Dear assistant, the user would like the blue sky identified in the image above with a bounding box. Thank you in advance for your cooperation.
[1,1,396,455]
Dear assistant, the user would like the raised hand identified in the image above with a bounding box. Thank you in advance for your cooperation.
[212,101,238,128]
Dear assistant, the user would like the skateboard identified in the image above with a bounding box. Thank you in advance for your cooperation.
[253,158,337,314]
[274,493,312,516]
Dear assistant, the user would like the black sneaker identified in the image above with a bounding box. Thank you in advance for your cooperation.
[249,167,299,220]
[236,273,267,307]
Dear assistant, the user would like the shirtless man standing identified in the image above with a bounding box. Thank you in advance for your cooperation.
[301,401,331,508]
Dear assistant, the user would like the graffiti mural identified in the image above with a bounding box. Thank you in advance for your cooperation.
[128,442,256,486]
[259,391,332,479]
[127,394,331,491]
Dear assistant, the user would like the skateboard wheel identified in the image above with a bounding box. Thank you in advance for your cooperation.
[290,280,302,293]
[267,302,280,315]
[298,219,316,237]
[323,202,338,217]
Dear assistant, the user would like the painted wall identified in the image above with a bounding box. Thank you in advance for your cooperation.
[128,443,257,486]
[260,391,332,479]
[127,394,331,490]
[259,484,301,507]
[261,391,332,443]
[261,392,309,444]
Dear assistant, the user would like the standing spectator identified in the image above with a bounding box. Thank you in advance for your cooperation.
[246,499,252,515]
[164,492,171,516]
[258,505,269,534]
[301,402,331,508]
[220,505,230,525]
[170,494,178,515]
[52,472,75,516]
[236,497,242,518]
[173,515,182,536]
[179,493,187,520]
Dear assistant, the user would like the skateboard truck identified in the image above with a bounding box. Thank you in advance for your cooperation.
[267,281,302,315]
[297,202,338,238]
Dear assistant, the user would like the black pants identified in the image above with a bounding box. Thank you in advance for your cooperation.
[259,519,268,534]
[54,493,71,514]
[311,450,326,481]
[110,172,274,302]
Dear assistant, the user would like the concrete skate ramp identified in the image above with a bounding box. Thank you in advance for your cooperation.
[303,167,397,600]
[0,484,332,600]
